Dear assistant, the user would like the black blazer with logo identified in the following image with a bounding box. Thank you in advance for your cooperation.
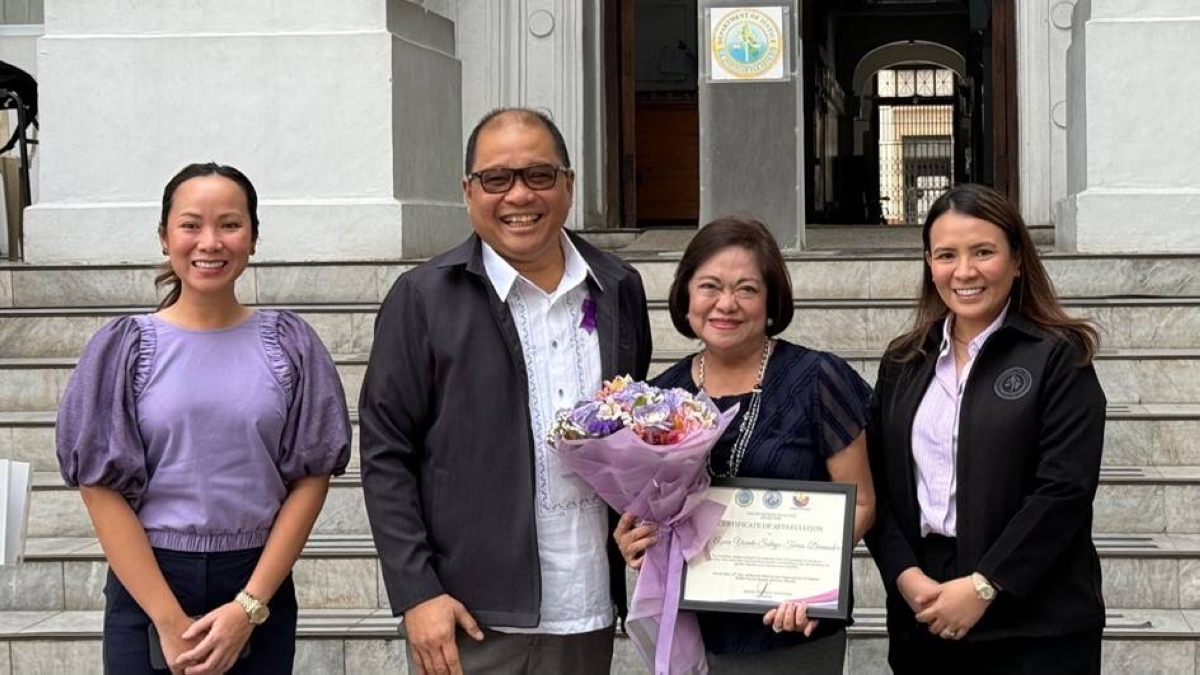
[865,312,1107,640]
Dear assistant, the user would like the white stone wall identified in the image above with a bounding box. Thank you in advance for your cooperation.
[17,0,1200,260]
[1057,0,1200,252]
[24,0,467,263]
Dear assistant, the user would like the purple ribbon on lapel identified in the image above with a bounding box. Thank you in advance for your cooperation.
[580,297,597,333]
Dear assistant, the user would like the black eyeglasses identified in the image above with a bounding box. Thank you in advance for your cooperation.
[467,164,571,194]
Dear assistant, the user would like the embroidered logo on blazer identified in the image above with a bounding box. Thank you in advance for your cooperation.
[994,366,1033,400]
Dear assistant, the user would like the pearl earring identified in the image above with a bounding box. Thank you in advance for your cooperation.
[767,317,774,327]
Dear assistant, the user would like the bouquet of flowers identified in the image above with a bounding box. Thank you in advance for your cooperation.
[549,376,738,675]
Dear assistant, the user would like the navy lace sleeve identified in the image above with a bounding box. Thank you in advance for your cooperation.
[810,351,872,458]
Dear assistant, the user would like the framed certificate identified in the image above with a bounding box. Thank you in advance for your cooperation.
[679,477,855,620]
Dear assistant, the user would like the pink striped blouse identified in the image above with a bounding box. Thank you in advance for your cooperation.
[911,305,1010,537]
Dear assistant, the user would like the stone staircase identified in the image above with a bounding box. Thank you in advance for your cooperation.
[1,252,1199,673]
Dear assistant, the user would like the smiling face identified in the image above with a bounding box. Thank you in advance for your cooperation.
[462,118,574,277]
[159,174,255,300]
[687,246,768,354]
[926,209,1021,339]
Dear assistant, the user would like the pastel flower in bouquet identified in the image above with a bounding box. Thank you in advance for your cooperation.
[548,375,737,675]
[549,376,719,445]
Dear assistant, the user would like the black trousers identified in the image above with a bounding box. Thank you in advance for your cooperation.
[887,535,1101,675]
[103,547,298,675]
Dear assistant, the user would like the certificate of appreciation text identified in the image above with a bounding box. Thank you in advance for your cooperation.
[679,478,855,619]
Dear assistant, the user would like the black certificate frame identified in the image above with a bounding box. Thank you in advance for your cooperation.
[678,477,856,620]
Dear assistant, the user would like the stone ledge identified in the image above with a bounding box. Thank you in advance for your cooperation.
[7,346,1200,370]
[0,608,1195,639]
[20,531,1200,563]
[5,251,1200,271]
[4,296,1200,317]
[10,402,1200,429]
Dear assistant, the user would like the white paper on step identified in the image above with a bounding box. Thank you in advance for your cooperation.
[0,459,32,565]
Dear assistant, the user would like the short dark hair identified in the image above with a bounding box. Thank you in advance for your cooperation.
[463,107,572,175]
[155,162,260,310]
[668,216,794,339]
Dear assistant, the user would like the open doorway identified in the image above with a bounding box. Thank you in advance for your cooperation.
[804,0,1016,225]
[604,0,700,229]
[604,0,1016,230]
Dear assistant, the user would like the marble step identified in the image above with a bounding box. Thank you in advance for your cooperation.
[5,404,1200,474]
[0,607,1193,675]
[17,457,1200,539]
[3,297,1200,359]
[2,253,1199,308]
[4,347,1200,413]
[9,532,1200,615]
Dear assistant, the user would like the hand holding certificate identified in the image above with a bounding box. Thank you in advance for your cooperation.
[681,478,856,620]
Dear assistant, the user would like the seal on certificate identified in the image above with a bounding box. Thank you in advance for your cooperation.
[735,489,755,507]
[711,8,784,80]
[763,490,783,509]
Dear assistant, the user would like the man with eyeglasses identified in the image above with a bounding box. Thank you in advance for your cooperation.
[360,107,652,675]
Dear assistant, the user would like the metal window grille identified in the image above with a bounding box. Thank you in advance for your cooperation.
[875,68,956,224]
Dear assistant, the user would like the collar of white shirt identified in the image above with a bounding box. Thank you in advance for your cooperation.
[480,231,603,302]
[938,300,1012,359]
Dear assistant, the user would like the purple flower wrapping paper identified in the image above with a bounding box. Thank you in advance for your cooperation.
[549,404,739,675]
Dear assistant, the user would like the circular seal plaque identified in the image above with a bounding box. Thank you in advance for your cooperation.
[711,8,784,80]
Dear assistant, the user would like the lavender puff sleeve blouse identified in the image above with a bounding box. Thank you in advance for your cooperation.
[56,310,351,553]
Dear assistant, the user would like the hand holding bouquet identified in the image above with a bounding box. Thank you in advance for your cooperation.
[549,376,737,675]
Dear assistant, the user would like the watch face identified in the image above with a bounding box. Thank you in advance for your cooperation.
[251,605,270,624]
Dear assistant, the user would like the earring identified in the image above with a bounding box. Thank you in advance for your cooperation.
[767,317,774,327]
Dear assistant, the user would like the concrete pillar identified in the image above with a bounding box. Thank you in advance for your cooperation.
[697,1,804,249]
[1057,0,1200,252]
[457,0,592,229]
[24,0,466,263]
[1016,0,1074,228]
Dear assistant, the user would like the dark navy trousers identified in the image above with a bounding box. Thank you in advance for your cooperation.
[103,547,298,675]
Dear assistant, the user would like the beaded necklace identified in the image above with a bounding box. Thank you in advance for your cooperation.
[698,338,774,477]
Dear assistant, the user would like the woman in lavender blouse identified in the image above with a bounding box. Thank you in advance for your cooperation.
[56,163,351,674]
[865,184,1105,674]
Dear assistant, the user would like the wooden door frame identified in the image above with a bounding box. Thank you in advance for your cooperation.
[603,0,637,228]
[990,0,1019,203]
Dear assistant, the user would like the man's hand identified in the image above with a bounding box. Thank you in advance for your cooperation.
[404,594,484,675]
[896,566,941,614]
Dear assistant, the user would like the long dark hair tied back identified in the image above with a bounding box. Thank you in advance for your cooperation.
[154,162,260,310]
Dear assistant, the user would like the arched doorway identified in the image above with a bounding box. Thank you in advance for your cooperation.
[803,0,1016,226]
[853,42,966,224]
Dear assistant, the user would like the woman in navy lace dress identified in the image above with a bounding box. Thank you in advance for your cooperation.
[615,217,875,674]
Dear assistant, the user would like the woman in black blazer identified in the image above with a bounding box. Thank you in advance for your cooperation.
[865,184,1106,674]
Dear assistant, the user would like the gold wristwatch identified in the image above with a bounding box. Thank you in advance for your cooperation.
[971,572,997,602]
[235,590,270,625]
